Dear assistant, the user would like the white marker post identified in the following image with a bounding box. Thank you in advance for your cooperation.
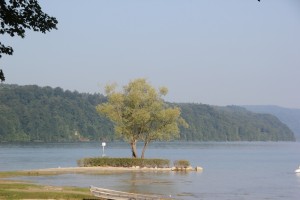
[102,142,106,157]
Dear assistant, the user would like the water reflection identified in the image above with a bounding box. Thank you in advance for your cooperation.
[8,170,203,199]
[94,171,202,198]
[114,171,177,196]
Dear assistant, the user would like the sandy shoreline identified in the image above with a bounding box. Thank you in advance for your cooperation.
[24,166,174,173]
[22,166,203,174]
[0,166,202,179]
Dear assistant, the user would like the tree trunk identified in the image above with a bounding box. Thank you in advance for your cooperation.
[130,140,138,158]
[141,141,149,159]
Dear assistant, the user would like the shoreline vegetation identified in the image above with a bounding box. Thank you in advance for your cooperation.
[77,157,203,172]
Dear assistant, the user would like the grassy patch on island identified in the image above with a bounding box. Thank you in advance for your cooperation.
[78,157,171,168]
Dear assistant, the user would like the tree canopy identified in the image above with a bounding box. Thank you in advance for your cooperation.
[96,79,188,158]
[0,0,58,81]
[0,84,111,142]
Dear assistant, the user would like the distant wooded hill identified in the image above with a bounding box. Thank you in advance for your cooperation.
[243,105,300,141]
[0,84,295,142]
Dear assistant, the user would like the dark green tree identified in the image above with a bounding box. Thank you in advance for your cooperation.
[0,0,58,81]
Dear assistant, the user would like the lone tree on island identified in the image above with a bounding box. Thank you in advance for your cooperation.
[96,78,188,158]
[0,0,58,81]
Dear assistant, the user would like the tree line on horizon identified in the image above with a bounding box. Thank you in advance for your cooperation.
[0,84,295,142]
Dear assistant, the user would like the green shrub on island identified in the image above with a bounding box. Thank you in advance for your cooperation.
[77,157,170,168]
[173,160,190,169]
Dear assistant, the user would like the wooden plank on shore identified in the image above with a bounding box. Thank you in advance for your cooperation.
[90,186,174,200]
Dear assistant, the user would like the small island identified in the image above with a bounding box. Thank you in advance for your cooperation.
[77,157,203,172]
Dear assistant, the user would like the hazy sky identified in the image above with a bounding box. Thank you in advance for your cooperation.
[1,0,300,108]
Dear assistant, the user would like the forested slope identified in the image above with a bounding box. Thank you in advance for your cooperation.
[0,84,295,142]
[243,105,300,140]
[0,84,112,142]
[178,104,294,141]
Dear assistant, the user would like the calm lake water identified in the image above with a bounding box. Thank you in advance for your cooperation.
[1,142,300,200]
